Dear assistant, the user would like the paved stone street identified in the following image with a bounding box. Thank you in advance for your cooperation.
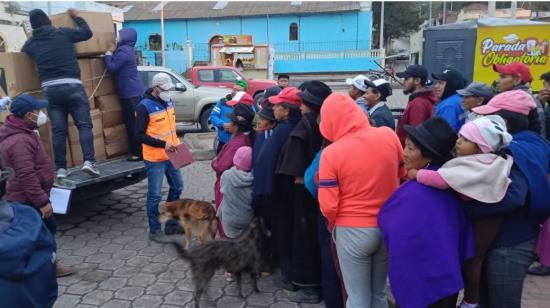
[53,156,550,308]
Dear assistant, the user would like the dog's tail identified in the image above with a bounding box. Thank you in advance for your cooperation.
[170,241,191,260]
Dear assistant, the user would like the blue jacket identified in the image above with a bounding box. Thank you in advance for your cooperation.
[369,103,396,130]
[22,17,92,83]
[104,28,145,99]
[435,93,466,132]
[210,98,233,144]
[0,202,57,307]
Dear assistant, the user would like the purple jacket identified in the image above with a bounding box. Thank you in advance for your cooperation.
[104,28,145,99]
[378,166,473,308]
[0,116,55,208]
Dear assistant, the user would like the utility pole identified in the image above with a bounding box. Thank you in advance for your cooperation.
[47,1,52,15]
[428,2,432,26]
[511,1,517,19]
[379,0,385,67]
[442,1,447,24]
[160,1,165,66]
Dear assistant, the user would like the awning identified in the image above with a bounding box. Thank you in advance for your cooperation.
[219,46,255,53]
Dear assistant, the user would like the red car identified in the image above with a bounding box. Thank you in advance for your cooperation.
[190,66,277,100]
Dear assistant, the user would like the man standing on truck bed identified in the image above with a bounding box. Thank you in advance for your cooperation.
[0,94,74,277]
[22,8,99,179]
[135,73,184,242]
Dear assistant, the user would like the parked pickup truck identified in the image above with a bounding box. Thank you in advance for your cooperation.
[139,66,231,132]
[190,66,277,101]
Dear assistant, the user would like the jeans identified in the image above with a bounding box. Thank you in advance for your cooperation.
[144,160,184,233]
[483,238,537,308]
[120,96,142,158]
[334,226,388,308]
[43,83,95,169]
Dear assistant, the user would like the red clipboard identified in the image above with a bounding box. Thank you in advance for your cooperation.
[166,143,195,169]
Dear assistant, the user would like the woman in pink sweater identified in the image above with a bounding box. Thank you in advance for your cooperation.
[318,93,405,308]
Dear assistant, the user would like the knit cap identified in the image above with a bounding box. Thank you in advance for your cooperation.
[458,115,513,153]
[233,146,253,171]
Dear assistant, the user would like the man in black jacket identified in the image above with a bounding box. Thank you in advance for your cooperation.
[22,8,99,178]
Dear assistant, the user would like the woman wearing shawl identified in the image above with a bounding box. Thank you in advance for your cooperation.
[211,104,255,237]
[275,81,332,303]
[378,116,474,308]
[251,87,302,282]
[464,89,550,308]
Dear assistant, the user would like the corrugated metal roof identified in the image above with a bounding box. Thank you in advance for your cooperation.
[105,1,361,21]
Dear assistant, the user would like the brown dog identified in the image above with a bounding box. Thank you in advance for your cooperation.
[159,199,217,249]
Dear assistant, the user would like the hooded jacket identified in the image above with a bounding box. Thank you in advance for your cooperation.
[0,201,57,307]
[210,97,233,144]
[318,93,406,228]
[104,28,145,99]
[396,89,438,146]
[435,94,466,132]
[0,116,55,208]
[218,166,254,238]
[22,18,92,84]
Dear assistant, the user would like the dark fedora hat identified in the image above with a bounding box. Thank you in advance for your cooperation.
[299,80,332,107]
[258,104,276,122]
[404,117,457,161]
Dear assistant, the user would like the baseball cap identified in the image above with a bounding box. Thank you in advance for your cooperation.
[432,68,466,82]
[227,91,254,107]
[228,103,255,129]
[472,89,536,116]
[152,73,175,90]
[10,94,48,117]
[365,78,392,98]
[493,62,532,84]
[345,75,368,92]
[234,79,248,91]
[396,64,428,80]
[457,82,495,100]
[268,87,302,107]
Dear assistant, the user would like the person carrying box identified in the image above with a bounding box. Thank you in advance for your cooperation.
[22,8,99,178]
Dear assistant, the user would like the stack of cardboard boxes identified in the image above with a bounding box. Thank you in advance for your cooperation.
[0,11,129,168]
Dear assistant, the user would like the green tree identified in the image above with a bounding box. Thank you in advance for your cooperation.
[371,2,423,49]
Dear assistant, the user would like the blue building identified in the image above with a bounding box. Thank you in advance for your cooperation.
[120,1,380,74]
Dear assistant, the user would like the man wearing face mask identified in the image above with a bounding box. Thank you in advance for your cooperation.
[0,94,74,277]
[135,73,184,241]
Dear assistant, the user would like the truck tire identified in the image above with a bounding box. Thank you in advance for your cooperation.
[199,106,215,132]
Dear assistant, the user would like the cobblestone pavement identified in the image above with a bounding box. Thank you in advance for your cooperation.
[53,161,550,308]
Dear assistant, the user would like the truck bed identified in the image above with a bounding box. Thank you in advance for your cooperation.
[58,157,147,201]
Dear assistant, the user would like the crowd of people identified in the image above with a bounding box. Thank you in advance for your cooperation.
[210,62,550,308]
[0,7,549,308]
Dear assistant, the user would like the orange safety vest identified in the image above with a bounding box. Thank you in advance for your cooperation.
[140,98,180,162]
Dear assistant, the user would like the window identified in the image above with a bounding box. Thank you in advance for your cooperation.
[198,70,215,82]
[289,23,298,41]
[219,69,240,82]
[148,34,162,51]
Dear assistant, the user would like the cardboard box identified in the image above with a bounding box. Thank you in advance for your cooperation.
[0,52,41,97]
[89,58,115,97]
[50,11,116,57]
[38,123,73,168]
[78,59,93,97]
[96,94,124,128]
[103,124,128,158]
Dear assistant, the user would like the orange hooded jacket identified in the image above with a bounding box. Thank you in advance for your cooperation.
[318,93,406,228]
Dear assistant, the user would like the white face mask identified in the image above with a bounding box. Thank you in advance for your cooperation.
[29,110,48,127]
[159,91,171,102]
[36,110,48,126]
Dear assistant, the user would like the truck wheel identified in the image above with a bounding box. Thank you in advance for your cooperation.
[200,106,215,132]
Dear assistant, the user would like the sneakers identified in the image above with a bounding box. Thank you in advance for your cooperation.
[82,161,100,177]
[274,275,298,291]
[56,263,75,277]
[148,231,167,243]
[56,168,69,179]
[288,287,322,304]
[527,263,550,276]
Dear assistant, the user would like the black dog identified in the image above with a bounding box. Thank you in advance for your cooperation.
[171,218,270,308]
